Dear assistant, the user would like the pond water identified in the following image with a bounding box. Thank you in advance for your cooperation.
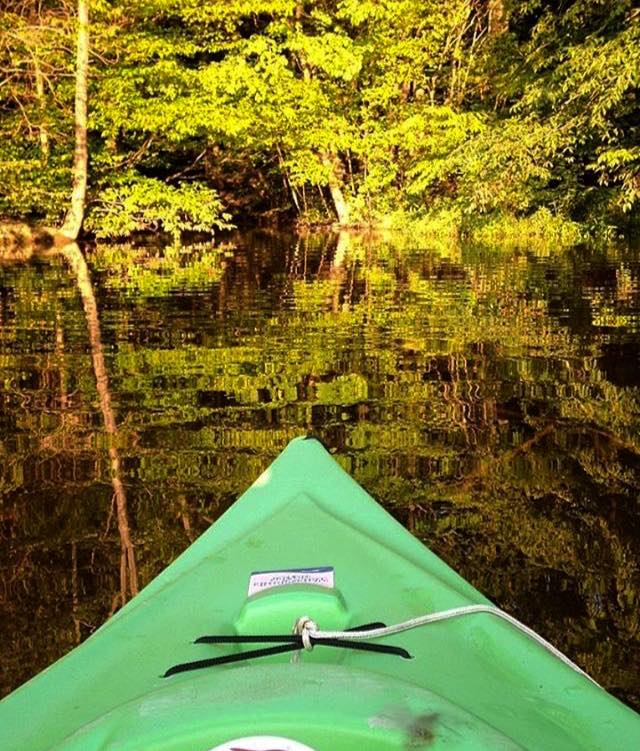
[1,230,640,708]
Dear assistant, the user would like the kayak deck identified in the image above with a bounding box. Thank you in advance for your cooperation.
[2,436,639,750]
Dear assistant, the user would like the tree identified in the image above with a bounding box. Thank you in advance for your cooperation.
[0,0,638,235]
[0,1,75,221]
[60,0,88,240]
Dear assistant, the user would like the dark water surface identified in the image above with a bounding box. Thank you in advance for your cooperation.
[1,231,640,708]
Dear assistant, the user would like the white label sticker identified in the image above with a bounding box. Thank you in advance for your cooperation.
[248,567,334,596]
[208,736,316,751]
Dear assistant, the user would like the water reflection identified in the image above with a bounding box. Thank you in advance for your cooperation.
[0,232,639,708]
[61,244,138,607]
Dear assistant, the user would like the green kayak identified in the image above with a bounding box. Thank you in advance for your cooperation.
[2,436,640,750]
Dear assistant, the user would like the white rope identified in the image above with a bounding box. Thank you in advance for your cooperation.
[297,604,599,686]
[294,616,318,652]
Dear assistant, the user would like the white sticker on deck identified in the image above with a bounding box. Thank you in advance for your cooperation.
[248,567,334,596]
[209,737,316,751]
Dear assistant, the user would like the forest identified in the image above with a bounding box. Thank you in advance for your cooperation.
[0,0,639,241]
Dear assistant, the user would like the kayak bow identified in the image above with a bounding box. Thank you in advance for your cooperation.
[2,436,639,750]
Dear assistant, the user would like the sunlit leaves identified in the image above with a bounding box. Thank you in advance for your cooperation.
[0,0,638,232]
[86,175,231,240]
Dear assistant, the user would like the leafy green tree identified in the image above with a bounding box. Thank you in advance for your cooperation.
[0,1,74,220]
[463,1,640,224]
[0,0,638,234]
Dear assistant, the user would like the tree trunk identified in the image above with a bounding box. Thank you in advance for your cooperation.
[327,181,351,226]
[34,60,50,164]
[61,0,89,240]
[322,152,351,226]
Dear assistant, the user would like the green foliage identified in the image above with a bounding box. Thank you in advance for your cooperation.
[464,209,587,249]
[0,0,638,235]
[0,4,74,221]
[494,1,640,223]
[0,151,70,222]
[86,175,231,240]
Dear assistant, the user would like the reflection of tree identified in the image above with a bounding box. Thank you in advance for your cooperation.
[61,244,138,603]
[1,234,639,706]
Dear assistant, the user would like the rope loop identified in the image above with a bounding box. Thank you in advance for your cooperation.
[293,615,318,651]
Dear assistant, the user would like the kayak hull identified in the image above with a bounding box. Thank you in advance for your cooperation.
[2,437,639,750]
[53,665,527,750]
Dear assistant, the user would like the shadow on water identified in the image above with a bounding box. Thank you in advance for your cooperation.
[1,230,640,709]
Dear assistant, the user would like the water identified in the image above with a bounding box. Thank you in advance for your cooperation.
[1,230,639,708]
